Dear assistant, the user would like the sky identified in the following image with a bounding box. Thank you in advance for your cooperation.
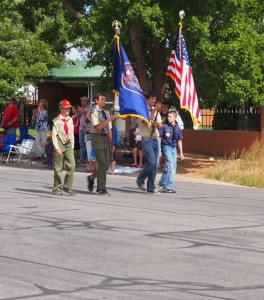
[65,47,84,60]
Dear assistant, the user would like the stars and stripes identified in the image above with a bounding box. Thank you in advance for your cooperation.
[166,23,201,127]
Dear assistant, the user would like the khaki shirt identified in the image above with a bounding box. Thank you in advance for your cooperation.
[138,106,162,139]
[52,114,74,149]
[90,105,112,134]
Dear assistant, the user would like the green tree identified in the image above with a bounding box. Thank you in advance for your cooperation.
[1,0,263,114]
[0,0,65,103]
[79,0,263,109]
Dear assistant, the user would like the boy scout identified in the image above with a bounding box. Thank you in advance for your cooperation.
[52,99,75,195]
[87,93,116,196]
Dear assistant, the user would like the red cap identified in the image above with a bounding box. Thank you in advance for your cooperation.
[59,99,72,108]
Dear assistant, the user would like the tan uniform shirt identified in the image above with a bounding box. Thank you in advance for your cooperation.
[52,114,74,150]
[90,105,112,134]
[138,106,162,139]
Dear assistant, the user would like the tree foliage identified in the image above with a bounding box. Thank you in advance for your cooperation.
[0,0,263,111]
[80,0,264,108]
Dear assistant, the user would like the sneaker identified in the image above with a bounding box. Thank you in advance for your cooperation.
[52,189,62,196]
[136,181,146,191]
[62,187,76,196]
[87,176,94,192]
[159,186,176,193]
[96,189,110,196]
[147,189,160,194]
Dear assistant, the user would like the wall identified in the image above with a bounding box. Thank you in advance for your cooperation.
[182,105,264,157]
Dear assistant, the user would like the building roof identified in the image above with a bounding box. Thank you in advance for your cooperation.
[47,60,105,82]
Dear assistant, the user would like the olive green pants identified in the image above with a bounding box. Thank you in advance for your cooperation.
[53,140,75,191]
[90,134,110,190]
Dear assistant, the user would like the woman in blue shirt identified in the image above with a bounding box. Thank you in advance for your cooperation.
[33,99,49,159]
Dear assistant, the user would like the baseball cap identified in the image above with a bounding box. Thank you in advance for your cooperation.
[59,99,72,108]
[80,96,89,101]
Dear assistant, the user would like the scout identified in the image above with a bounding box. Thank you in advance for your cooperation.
[52,99,75,195]
[87,93,116,196]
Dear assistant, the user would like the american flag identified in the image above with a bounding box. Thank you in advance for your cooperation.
[166,24,201,127]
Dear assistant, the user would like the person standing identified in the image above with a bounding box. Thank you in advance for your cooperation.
[72,105,80,160]
[87,93,116,196]
[1,96,20,135]
[52,100,75,196]
[136,90,162,194]
[78,96,91,163]
[158,111,184,193]
[32,99,49,159]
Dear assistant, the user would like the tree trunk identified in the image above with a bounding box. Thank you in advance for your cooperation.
[129,20,151,92]
[60,0,83,20]
[152,36,168,102]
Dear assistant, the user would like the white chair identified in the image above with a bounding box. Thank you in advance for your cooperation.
[6,139,35,166]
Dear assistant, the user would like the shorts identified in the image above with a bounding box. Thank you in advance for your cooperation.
[133,141,142,151]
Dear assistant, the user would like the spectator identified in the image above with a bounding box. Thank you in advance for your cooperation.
[131,118,143,168]
[78,96,91,162]
[40,130,53,169]
[72,105,80,160]
[1,96,20,135]
[108,125,118,175]
[33,99,49,159]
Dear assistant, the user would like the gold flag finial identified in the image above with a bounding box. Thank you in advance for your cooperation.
[179,10,185,23]
[112,20,122,36]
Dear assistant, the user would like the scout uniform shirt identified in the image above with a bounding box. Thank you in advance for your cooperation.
[90,105,112,134]
[159,123,182,147]
[138,106,162,139]
[52,114,74,149]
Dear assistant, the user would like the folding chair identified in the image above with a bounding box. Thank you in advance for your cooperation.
[6,139,35,166]
[0,134,17,162]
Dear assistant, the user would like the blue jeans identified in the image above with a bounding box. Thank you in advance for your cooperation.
[5,127,17,135]
[79,129,86,160]
[137,137,161,192]
[159,145,177,190]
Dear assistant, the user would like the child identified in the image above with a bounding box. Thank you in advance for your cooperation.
[131,118,143,168]
[158,111,184,193]
[83,118,93,173]
[40,130,53,169]
[52,99,75,196]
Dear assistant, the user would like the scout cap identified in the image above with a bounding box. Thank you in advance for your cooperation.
[59,99,72,108]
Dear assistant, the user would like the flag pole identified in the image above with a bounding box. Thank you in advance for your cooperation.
[111,20,122,161]
[161,10,185,99]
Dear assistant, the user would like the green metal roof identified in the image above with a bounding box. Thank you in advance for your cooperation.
[48,61,105,80]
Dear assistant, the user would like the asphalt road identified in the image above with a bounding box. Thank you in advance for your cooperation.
[0,165,264,300]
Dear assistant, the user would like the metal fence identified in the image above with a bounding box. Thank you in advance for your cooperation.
[200,108,261,131]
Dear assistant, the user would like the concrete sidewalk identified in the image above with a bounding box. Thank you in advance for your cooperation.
[0,164,264,299]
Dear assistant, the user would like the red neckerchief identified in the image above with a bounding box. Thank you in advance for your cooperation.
[58,114,70,136]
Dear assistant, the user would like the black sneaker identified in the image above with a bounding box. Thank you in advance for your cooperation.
[87,176,94,192]
[167,189,176,193]
[96,189,110,196]
[136,181,146,191]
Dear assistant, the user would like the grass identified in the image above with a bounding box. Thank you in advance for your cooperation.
[207,142,264,188]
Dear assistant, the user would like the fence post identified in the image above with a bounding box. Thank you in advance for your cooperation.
[261,105,264,144]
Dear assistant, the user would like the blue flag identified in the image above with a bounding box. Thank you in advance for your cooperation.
[113,35,150,125]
